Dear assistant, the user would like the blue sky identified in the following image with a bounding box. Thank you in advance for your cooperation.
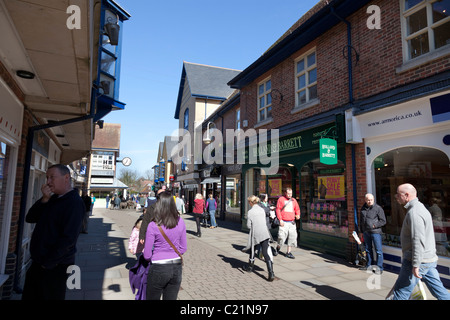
[104,0,320,177]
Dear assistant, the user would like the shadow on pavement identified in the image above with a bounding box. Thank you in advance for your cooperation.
[67,215,136,300]
[300,281,363,300]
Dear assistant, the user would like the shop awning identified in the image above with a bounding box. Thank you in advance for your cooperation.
[201,178,221,184]
[89,178,128,189]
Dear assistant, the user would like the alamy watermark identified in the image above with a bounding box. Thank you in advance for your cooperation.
[66,5,81,30]
[367,5,382,30]
[169,128,280,175]
[366,267,382,290]
[66,265,81,290]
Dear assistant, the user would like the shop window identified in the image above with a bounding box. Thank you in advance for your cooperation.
[0,141,12,272]
[225,175,241,215]
[374,146,450,257]
[251,166,299,207]
[300,160,348,238]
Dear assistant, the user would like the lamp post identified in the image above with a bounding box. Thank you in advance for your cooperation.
[203,121,216,145]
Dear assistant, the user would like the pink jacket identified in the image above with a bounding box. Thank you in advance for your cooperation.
[128,227,144,254]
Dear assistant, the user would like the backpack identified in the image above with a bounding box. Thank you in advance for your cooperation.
[147,197,157,208]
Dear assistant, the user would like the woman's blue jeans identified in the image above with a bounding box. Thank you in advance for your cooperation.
[393,260,450,300]
[209,210,217,227]
[363,231,383,270]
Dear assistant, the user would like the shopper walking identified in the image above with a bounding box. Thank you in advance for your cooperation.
[275,188,300,259]
[259,193,278,256]
[81,190,91,234]
[243,195,275,281]
[193,193,205,237]
[22,164,84,300]
[391,183,450,300]
[206,193,218,228]
[143,191,187,300]
[359,193,386,274]
[175,193,185,215]
[114,194,121,209]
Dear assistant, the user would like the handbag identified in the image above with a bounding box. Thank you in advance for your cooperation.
[157,226,184,266]
[271,198,292,228]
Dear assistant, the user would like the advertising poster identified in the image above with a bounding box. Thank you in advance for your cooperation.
[318,175,345,201]
[268,179,282,197]
[259,180,266,193]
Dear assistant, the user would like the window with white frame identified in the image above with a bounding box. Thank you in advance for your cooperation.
[91,152,114,170]
[402,0,450,60]
[257,79,272,122]
[236,108,241,129]
[295,50,318,107]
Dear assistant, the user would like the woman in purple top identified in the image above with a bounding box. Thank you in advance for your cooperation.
[143,191,187,300]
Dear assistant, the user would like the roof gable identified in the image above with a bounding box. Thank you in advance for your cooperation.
[174,62,241,119]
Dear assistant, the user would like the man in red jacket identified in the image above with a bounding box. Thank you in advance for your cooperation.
[276,188,300,259]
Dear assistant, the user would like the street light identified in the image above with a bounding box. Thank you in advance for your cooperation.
[104,14,120,45]
[203,122,216,145]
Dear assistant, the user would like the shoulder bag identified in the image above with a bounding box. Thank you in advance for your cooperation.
[157,225,184,266]
[271,198,292,229]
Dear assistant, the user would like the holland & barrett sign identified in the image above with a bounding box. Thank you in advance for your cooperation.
[320,138,338,165]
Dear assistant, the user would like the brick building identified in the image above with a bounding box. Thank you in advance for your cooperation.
[196,0,449,284]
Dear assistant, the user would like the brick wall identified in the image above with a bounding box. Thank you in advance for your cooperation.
[241,0,450,131]
[238,0,450,260]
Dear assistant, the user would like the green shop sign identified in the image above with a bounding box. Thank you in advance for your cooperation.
[319,138,338,165]
[249,124,338,158]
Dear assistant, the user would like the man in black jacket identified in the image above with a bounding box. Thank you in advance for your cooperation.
[22,164,85,300]
[359,193,386,274]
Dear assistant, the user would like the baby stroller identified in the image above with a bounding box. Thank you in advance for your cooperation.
[352,231,367,267]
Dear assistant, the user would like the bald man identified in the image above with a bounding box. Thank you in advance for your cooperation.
[23,164,84,300]
[392,183,450,300]
[359,193,386,274]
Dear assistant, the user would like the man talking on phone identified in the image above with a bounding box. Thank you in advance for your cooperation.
[22,164,85,300]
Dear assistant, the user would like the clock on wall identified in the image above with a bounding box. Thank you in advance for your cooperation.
[121,157,132,166]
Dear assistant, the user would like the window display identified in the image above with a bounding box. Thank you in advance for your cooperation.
[225,175,241,215]
[374,146,450,257]
[301,160,348,238]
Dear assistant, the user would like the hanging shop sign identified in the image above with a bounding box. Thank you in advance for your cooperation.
[319,138,338,165]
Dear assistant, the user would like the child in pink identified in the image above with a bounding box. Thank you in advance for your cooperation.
[129,217,144,256]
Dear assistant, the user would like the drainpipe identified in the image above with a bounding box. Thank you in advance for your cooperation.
[219,114,225,221]
[13,95,97,293]
[330,6,358,233]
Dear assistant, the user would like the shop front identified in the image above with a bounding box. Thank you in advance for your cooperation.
[243,120,349,258]
[0,77,22,290]
[221,164,243,222]
[352,90,450,286]
[200,165,222,221]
